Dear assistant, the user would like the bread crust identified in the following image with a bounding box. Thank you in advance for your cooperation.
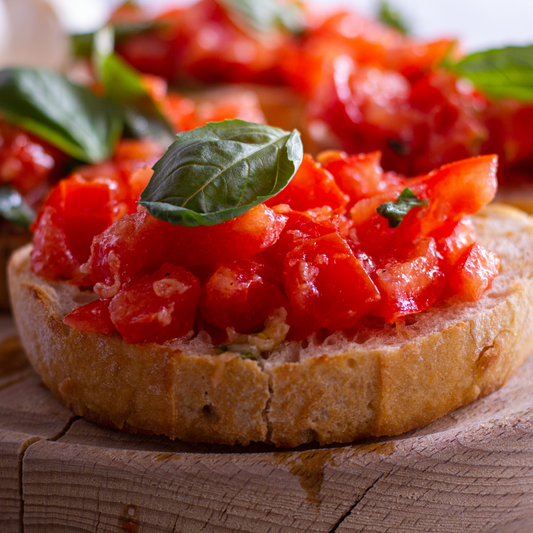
[8,204,533,447]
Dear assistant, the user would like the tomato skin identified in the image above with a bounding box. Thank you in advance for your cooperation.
[87,204,287,298]
[200,256,287,333]
[284,233,381,334]
[447,243,500,301]
[319,150,405,207]
[372,237,445,322]
[63,299,115,335]
[108,263,200,344]
[267,207,338,266]
[31,206,80,280]
[267,154,348,211]
[435,216,476,268]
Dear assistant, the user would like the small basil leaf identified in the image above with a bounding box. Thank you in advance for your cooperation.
[0,187,36,229]
[0,68,123,163]
[139,119,303,227]
[377,188,428,228]
[94,26,175,147]
[377,1,410,35]
[219,0,305,36]
[447,45,533,101]
[72,21,168,58]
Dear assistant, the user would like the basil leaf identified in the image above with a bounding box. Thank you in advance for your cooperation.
[94,26,175,147]
[219,0,305,36]
[377,1,410,35]
[0,187,36,229]
[0,68,123,163]
[377,188,428,228]
[447,45,533,101]
[139,119,303,227]
[72,21,167,58]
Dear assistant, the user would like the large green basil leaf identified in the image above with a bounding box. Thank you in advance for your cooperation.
[219,0,305,36]
[139,120,303,227]
[447,45,533,101]
[0,68,123,163]
[94,26,175,146]
[0,187,36,229]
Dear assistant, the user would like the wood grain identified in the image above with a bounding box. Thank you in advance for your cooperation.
[1,330,533,531]
[0,331,77,533]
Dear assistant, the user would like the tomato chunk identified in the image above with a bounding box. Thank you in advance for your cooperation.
[284,233,381,335]
[87,204,287,298]
[63,299,115,335]
[109,263,200,344]
[31,207,80,280]
[372,237,444,322]
[267,154,348,211]
[447,243,500,301]
[201,256,287,333]
[319,150,405,206]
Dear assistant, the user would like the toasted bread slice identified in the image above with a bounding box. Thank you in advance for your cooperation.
[8,204,533,447]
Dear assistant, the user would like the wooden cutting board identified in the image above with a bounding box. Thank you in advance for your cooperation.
[1,314,533,533]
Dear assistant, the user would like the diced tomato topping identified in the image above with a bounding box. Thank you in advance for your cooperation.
[372,237,445,322]
[319,150,405,207]
[436,217,477,267]
[284,233,381,336]
[267,154,348,211]
[63,299,115,335]
[201,256,287,332]
[267,207,338,266]
[31,206,80,280]
[447,243,500,301]
[87,204,287,298]
[108,263,200,344]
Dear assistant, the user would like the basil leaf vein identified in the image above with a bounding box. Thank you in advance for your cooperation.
[0,68,123,163]
[377,188,428,228]
[139,120,303,227]
[447,45,533,101]
[0,187,36,229]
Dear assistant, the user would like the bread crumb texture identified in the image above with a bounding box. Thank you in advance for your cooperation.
[8,204,533,447]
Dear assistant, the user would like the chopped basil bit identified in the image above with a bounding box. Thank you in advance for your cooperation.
[0,187,36,229]
[377,1,410,35]
[377,188,429,228]
[388,138,410,155]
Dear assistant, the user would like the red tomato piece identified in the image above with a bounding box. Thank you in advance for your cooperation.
[447,243,500,301]
[31,206,80,280]
[436,216,476,267]
[267,207,337,266]
[87,204,287,298]
[267,154,348,211]
[407,155,498,238]
[63,299,115,335]
[109,263,200,344]
[61,179,118,264]
[284,233,381,334]
[201,256,287,333]
[372,237,444,322]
